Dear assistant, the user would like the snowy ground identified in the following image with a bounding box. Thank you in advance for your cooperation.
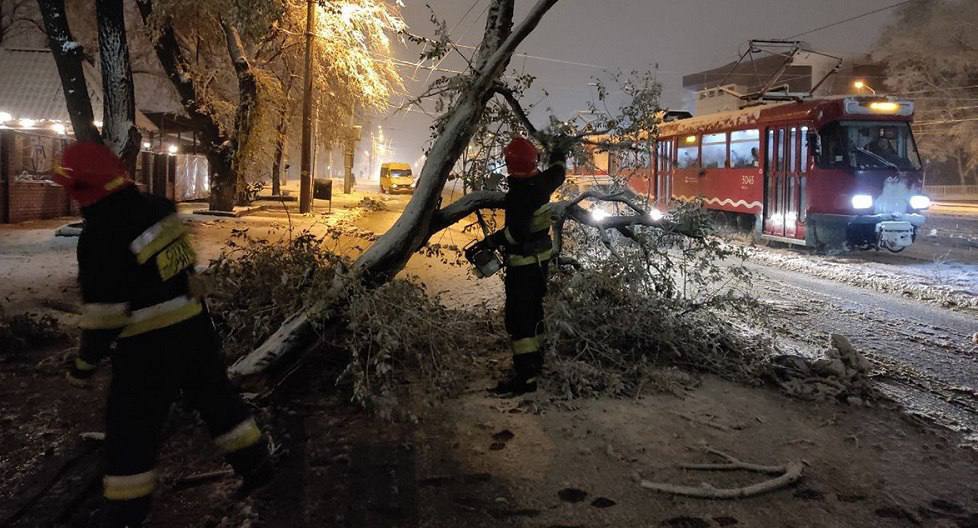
[5,190,978,527]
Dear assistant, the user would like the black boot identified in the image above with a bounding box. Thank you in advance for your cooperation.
[98,497,151,528]
[490,352,542,396]
[226,436,275,498]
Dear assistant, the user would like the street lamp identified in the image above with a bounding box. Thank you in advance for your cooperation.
[853,80,876,95]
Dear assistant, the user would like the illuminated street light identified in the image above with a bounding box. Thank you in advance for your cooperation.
[50,123,66,135]
[142,141,152,150]
[19,118,36,128]
[853,80,876,95]
[167,144,178,155]
[0,111,11,123]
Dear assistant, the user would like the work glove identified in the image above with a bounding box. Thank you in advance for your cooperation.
[549,134,574,162]
[65,355,98,388]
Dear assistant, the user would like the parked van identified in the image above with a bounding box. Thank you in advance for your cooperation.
[379,162,415,193]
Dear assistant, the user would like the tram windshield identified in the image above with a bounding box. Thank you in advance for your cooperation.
[819,121,921,171]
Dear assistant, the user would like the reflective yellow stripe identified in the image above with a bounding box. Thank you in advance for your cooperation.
[75,356,97,372]
[529,203,553,233]
[103,470,156,500]
[103,176,127,191]
[508,247,552,267]
[512,336,541,355]
[130,215,187,264]
[214,418,262,453]
[79,303,130,329]
[118,298,202,338]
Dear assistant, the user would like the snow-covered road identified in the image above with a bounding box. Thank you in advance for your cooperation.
[744,259,978,435]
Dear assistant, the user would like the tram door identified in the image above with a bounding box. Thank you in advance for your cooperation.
[763,126,801,239]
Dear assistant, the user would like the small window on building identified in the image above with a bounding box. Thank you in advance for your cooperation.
[701,133,726,168]
[730,129,760,168]
[677,135,699,169]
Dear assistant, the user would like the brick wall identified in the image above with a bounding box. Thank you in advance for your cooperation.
[7,181,72,223]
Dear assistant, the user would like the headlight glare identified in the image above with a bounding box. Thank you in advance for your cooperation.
[851,194,873,210]
[909,195,930,210]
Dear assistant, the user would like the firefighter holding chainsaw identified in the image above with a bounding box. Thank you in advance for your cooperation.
[55,143,272,527]
[484,136,567,395]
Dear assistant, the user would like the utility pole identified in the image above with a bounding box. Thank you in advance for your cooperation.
[298,0,315,213]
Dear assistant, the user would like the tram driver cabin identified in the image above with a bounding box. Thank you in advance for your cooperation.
[629,96,930,252]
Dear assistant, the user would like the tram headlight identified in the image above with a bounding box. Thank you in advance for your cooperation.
[851,194,873,210]
[909,195,931,210]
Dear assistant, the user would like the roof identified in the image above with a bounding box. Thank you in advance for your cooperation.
[660,96,913,137]
[0,47,155,131]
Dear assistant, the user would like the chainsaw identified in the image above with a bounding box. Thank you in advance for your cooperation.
[464,210,503,278]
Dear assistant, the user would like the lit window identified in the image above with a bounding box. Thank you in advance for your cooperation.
[701,132,727,168]
[730,129,760,168]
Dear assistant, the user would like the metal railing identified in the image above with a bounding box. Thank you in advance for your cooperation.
[923,185,978,200]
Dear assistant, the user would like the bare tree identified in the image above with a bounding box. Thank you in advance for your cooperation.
[37,0,141,166]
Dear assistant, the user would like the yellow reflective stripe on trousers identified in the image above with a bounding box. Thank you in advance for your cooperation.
[214,417,262,453]
[118,297,202,338]
[79,302,130,329]
[130,215,187,264]
[75,356,97,372]
[511,336,541,356]
[508,247,553,267]
[528,203,553,233]
[103,470,157,500]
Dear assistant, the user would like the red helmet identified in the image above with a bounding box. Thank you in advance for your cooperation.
[504,137,539,178]
[53,142,132,207]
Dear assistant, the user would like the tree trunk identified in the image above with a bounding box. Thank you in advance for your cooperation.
[95,0,140,169]
[229,0,560,379]
[271,77,297,197]
[137,0,239,210]
[38,0,102,143]
[221,19,257,207]
[271,123,287,196]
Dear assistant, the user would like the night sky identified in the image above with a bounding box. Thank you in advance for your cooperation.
[377,0,904,166]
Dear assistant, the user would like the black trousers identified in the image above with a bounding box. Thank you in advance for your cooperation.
[104,312,256,500]
[504,259,550,371]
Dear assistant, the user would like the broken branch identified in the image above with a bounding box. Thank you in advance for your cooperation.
[639,448,804,499]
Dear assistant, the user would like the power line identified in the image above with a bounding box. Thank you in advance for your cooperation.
[784,0,913,39]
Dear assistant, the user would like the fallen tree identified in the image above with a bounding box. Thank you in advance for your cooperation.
[227,2,711,383]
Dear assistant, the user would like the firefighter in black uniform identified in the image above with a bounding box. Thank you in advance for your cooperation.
[54,142,272,527]
[488,137,566,395]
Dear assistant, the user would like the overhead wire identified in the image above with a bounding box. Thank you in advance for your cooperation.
[783,0,914,39]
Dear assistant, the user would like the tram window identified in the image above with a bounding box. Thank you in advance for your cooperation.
[766,130,775,170]
[800,126,810,172]
[677,136,699,169]
[817,122,849,169]
[777,129,786,172]
[701,133,726,168]
[789,128,798,172]
[730,129,760,168]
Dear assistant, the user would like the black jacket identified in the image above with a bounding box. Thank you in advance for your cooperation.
[493,150,567,254]
[77,187,198,365]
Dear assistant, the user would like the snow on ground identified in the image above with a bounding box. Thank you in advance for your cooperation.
[744,245,978,311]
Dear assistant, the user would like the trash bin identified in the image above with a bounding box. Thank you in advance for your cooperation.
[314,178,332,200]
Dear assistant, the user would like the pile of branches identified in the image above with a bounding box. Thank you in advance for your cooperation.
[205,230,505,416]
[0,310,66,359]
[543,204,770,399]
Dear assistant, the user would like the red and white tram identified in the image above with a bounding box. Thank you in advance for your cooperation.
[631,96,930,252]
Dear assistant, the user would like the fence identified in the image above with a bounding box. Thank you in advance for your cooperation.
[923,185,978,201]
